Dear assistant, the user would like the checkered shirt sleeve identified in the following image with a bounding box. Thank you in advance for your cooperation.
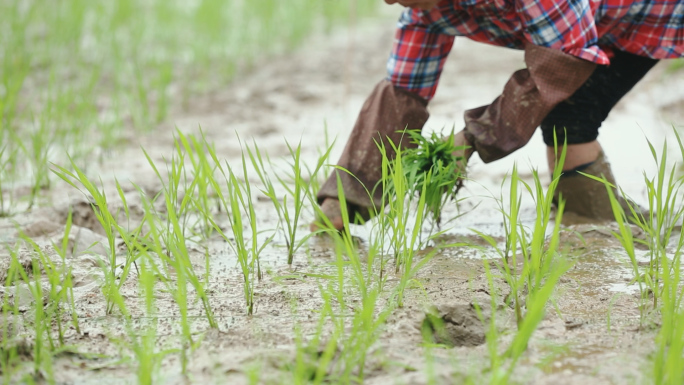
[517,0,610,63]
[386,0,683,101]
[386,8,456,101]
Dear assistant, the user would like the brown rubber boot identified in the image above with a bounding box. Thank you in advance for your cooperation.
[311,80,430,232]
[554,151,646,223]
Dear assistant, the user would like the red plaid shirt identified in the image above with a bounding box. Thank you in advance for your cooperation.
[388,0,684,100]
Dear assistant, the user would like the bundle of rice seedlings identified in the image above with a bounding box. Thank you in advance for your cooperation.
[399,129,468,225]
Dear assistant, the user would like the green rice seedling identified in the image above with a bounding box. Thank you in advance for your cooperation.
[6,217,82,381]
[331,173,375,299]
[135,193,194,374]
[385,171,438,307]
[371,131,467,287]
[51,159,125,315]
[98,230,176,383]
[175,130,221,240]
[0,145,17,217]
[244,142,288,256]
[16,213,81,347]
[111,178,160,301]
[290,285,341,384]
[19,238,64,348]
[247,139,326,265]
[245,363,263,385]
[305,136,440,296]
[14,119,53,209]
[121,246,177,385]
[495,166,524,324]
[7,243,56,382]
[476,138,569,329]
[475,259,504,379]
[518,168,567,304]
[372,139,418,274]
[50,167,139,319]
[652,229,684,384]
[400,129,468,227]
[322,160,398,303]
[651,133,684,384]
[293,237,391,384]
[377,141,450,304]
[381,141,412,270]
[145,144,188,237]
[276,140,328,264]
[468,139,571,382]
[585,132,684,381]
[164,187,218,326]
[159,131,218,243]
[220,167,270,315]
[51,210,81,336]
[0,128,25,217]
[292,138,454,384]
[502,258,569,382]
[1,244,28,383]
[328,143,440,303]
[51,159,148,319]
[142,146,218,328]
[584,132,684,326]
[595,182,649,324]
[334,260,395,382]
[199,137,273,316]
[329,288,390,383]
[287,169,394,383]
[637,136,684,310]
[140,132,210,264]
[475,179,570,383]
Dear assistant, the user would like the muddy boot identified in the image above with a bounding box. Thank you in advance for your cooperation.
[554,151,646,223]
[311,80,430,232]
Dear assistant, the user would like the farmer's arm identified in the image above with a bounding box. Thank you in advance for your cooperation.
[387,7,455,102]
[314,7,455,218]
[464,44,596,162]
[463,0,604,162]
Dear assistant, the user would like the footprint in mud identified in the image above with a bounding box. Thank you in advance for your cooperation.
[421,303,488,347]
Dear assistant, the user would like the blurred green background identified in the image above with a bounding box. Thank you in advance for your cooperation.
[0,0,377,212]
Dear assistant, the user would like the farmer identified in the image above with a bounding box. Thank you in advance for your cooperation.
[312,0,684,231]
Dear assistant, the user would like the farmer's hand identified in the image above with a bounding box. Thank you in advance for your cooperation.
[384,0,442,10]
[452,130,474,171]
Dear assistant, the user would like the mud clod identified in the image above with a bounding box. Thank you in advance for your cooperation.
[0,251,33,283]
[421,303,488,347]
[65,200,104,235]
[21,219,62,238]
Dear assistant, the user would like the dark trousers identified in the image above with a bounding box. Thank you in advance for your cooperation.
[541,50,659,146]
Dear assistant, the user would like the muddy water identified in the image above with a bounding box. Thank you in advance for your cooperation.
[1,6,683,385]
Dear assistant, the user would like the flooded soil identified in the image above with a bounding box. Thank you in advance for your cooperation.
[1,7,683,385]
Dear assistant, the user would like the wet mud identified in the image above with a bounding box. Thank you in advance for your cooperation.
[1,7,683,385]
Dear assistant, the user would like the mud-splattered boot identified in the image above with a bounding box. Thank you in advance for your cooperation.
[554,151,646,223]
[310,80,430,232]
